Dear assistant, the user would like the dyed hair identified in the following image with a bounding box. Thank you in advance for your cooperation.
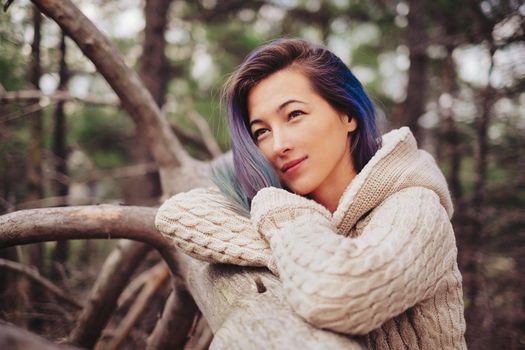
[213,38,381,214]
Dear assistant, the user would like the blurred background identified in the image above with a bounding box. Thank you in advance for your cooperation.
[0,0,524,349]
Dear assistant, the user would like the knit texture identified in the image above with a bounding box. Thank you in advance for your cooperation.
[155,127,467,349]
[155,187,278,274]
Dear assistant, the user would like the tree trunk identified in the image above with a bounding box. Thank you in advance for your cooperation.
[123,0,172,205]
[395,0,428,143]
[464,84,496,350]
[442,46,463,202]
[27,6,45,332]
[51,31,70,282]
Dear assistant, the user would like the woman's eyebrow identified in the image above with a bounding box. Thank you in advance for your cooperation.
[249,99,307,127]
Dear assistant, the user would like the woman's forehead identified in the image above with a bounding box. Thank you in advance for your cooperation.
[247,69,315,120]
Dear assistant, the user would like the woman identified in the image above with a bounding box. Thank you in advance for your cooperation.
[156,39,467,349]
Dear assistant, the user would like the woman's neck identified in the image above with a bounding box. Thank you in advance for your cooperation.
[311,168,356,213]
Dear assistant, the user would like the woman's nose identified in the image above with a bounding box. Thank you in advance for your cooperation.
[272,128,292,156]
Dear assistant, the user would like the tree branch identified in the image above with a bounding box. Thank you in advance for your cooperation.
[0,89,119,106]
[30,0,192,189]
[0,321,82,350]
[0,258,82,309]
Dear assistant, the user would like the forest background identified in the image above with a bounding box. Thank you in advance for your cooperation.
[0,0,524,349]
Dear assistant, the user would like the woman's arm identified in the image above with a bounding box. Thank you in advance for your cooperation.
[155,187,277,273]
[251,186,458,335]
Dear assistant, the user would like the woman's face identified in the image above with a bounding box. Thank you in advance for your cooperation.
[247,68,357,209]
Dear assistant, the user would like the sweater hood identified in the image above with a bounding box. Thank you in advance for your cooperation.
[332,127,453,233]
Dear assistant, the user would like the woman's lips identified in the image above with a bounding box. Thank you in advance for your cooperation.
[281,156,307,174]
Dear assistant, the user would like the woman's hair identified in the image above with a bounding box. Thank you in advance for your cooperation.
[213,38,381,214]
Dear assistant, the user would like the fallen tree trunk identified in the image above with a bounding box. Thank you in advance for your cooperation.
[0,208,364,349]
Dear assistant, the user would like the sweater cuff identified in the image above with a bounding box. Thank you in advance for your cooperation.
[250,187,331,239]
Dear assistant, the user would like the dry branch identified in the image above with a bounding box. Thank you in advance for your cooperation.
[0,258,82,309]
[69,240,153,348]
[117,262,162,309]
[187,111,223,158]
[0,321,81,350]
[103,263,169,350]
[183,313,213,350]
[0,89,119,106]
[146,280,199,350]
[30,0,194,193]
[0,205,164,249]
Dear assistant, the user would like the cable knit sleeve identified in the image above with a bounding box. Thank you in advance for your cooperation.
[250,186,458,335]
[155,187,277,274]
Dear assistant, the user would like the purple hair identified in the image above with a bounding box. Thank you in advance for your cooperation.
[214,38,381,212]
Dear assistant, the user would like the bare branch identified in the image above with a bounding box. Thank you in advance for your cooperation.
[187,111,223,158]
[3,0,15,12]
[69,241,153,348]
[0,258,82,309]
[0,321,82,350]
[182,313,213,350]
[0,89,119,106]
[0,205,166,249]
[117,262,162,309]
[30,0,192,191]
[103,263,169,350]
[146,280,199,350]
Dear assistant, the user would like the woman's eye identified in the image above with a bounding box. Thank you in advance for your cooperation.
[253,128,269,141]
[288,110,304,120]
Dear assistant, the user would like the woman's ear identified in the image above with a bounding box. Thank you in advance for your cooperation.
[344,115,358,133]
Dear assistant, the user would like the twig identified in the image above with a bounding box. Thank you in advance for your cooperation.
[3,0,15,12]
[1,100,60,124]
[117,262,165,309]
[0,89,119,106]
[0,321,82,350]
[0,258,82,309]
[102,263,169,350]
[146,279,199,350]
[187,110,222,158]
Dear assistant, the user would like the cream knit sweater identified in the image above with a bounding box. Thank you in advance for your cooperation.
[155,127,467,349]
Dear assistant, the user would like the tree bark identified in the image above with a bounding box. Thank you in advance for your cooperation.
[182,263,363,349]
[395,0,428,143]
[27,4,44,204]
[146,280,199,350]
[27,6,45,332]
[51,31,70,282]
[123,0,172,205]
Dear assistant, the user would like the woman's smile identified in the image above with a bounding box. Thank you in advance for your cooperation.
[280,156,308,175]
